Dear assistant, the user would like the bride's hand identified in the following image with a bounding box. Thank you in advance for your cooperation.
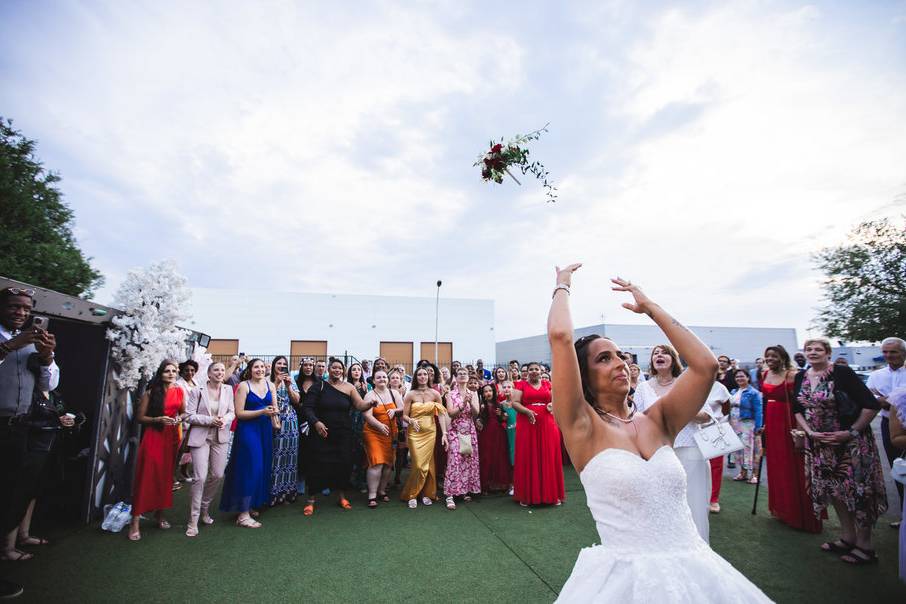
[555,263,582,286]
[612,277,654,315]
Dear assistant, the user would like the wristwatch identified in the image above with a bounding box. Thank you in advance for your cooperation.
[848,428,859,439]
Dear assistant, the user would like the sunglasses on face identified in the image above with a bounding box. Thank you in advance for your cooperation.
[5,288,35,296]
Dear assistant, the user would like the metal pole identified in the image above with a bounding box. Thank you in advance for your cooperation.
[435,280,442,367]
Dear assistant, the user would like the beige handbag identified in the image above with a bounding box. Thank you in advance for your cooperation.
[458,433,473,455]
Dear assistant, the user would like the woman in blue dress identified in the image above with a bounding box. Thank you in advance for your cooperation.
[219,358,279,528]
[270,356,300,505]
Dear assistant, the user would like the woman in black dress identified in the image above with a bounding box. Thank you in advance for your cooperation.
[302,358,372,514]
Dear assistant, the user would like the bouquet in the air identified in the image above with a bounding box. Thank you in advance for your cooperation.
[474,124,557,202]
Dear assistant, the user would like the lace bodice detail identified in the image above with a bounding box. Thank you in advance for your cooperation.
[579,446,706,555]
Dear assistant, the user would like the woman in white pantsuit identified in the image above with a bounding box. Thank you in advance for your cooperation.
[634,344,715,542]
[185,362,235,537]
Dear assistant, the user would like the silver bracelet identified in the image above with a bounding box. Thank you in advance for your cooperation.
[552,284,570,298]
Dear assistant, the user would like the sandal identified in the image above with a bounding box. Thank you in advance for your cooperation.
[128,529,141,542]
[338,498,352,510]
[236,516,261,528]
[17,536,49,546]
[463,495,472,503]
[0,549,33,561]
[303,502,315,516]
[421,497,433,506]
[820,539,854,554]
[368,498,378,509]
[732,474,747,481]
[748,476,759,485]
[157,519,171,530]
[200,512,215,526]
[407,498,417,509]
[841,546,878,565]
[185,524,198,537]
[378,492,390,503]
[445,497,456,510]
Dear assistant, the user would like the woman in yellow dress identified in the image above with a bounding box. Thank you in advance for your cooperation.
[400,367,448,508]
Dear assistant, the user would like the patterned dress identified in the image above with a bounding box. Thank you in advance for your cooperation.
[271,382,299,503]
[444,389,481,497]
[797,369,887,529]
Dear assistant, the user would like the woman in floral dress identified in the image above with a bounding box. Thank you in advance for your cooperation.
[443,367,481,509]
[347,363,369,492]
[793,338,886,565]
[270,356,300,505]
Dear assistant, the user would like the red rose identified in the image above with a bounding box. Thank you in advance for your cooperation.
[491,143,502,153]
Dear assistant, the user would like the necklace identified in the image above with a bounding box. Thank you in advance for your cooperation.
[602,409,636,423]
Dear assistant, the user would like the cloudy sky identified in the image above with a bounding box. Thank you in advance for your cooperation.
[2,0,904,343]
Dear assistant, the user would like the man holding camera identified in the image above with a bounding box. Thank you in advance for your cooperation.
[0,287,60,597]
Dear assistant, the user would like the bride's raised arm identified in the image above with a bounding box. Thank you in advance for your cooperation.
[612,278,718,438]
[548,264,594,442]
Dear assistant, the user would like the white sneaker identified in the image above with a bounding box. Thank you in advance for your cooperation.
[421,497,433,506]
[445,496,456,510]
[407,498,417,509]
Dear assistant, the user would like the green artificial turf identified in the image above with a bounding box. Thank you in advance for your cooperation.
[4,468,905,603]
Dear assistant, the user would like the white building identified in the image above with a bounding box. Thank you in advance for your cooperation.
[186,287,495,371]
[497,323,799,369]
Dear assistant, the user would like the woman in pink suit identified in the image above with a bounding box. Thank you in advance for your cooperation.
[184,362,235,537]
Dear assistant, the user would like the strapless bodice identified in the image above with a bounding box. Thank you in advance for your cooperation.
[579,446,706,555]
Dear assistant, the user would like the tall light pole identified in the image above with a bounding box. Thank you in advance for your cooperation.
[435,280,442,367]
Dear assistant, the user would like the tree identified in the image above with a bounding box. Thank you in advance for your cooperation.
[813,216,906,343]
[0,117,103,297]
[106,259,191,390]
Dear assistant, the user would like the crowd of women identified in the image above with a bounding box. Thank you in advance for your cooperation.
[125,354,567,539]
[122,333,906,580]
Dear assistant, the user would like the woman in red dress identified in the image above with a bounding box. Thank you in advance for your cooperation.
[128,360,185,541]
[478,382,512,493]
[510,362,565,506]
[761,345,821,532]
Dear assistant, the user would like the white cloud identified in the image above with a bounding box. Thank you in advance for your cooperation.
[2,0,903,350]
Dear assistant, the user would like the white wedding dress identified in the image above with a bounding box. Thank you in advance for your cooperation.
[556,445,772,603]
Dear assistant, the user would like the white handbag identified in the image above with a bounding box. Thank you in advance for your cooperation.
[892,456,906,485]
[693,409,744,460]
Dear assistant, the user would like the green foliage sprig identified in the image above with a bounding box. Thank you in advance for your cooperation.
[474,124,557,202]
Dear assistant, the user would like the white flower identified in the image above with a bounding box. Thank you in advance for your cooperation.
[106,259,192,390]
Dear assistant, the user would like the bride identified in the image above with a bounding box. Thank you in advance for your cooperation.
[549,264,771,603]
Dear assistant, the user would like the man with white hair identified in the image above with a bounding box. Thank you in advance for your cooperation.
[867,336,906,528]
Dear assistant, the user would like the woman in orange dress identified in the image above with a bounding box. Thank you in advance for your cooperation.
[128,360,186,541]
[362,370,403,508]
